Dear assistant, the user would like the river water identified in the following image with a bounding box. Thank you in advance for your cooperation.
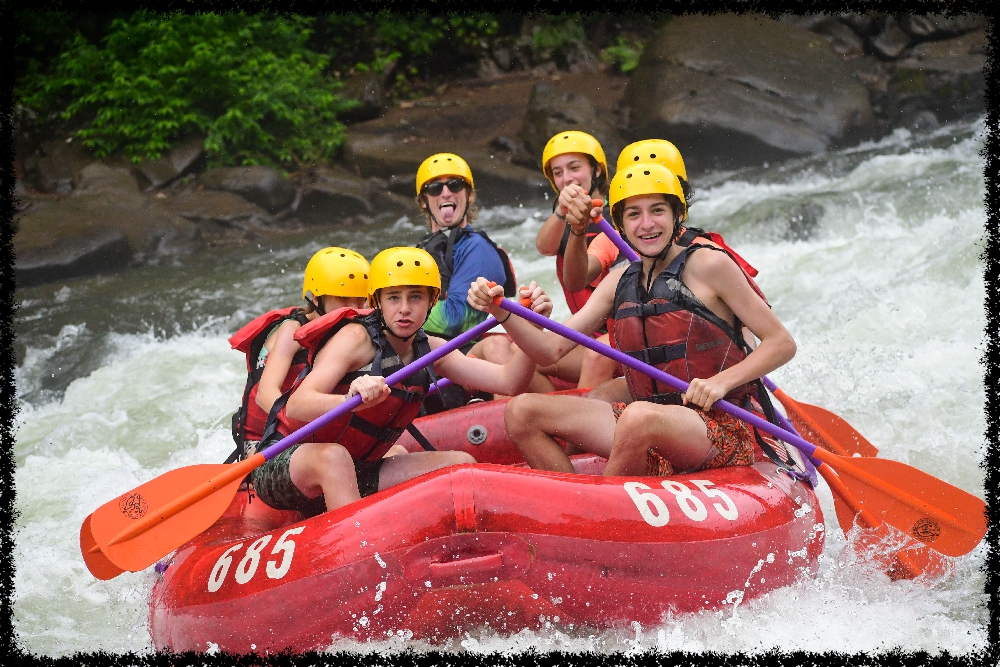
[12,118,988,656]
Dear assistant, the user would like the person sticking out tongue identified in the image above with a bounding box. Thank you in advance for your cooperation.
[414,152,554,407]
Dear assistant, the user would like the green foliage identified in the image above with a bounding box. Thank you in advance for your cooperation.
[530,15,586,53]
[24,12,357,168]
[314,13,499,97]
[600,36,645,73]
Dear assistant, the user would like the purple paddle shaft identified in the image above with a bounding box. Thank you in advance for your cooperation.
[595,219,801,442]
[496,298,823,463]
[260,316,497,461]
[594,216,640,262]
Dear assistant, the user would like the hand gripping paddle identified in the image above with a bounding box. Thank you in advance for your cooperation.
[81,315,501,578]
[490,295,986,558]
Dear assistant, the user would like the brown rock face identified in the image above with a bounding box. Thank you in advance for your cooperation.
[198,166,295,213]
[624,14,876,172]
[130,136,206,190]
[886,29,986,126]
[519,83,625,175]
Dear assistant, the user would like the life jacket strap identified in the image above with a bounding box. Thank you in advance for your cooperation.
[626,343,687,366]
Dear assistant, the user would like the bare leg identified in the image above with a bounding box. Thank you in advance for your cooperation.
[577,334,619,388]
[603,402,713,476]
[505,394,617,472]
[377,450,475,489]
[586,377,631,403]
[383,444,408,457]
[288,442,362,511]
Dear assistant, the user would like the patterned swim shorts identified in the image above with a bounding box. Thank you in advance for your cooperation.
[610,401,756,476]
[249,443,386,517]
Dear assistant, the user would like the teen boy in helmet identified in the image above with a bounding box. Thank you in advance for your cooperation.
[533,130,621,389]
[251,247,542,515]
[413,152,554,403]
[227,247,372,463]
[468,163,796,478]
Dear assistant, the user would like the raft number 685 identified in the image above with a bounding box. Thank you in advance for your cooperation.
[624,480,738,526]
[207,526,305,592]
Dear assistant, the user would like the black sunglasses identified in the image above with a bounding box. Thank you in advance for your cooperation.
[422,178,468,197]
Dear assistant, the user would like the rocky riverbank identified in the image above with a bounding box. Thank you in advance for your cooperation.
[13,13,986,288]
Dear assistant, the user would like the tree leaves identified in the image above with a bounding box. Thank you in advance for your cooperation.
[24,12,357,169]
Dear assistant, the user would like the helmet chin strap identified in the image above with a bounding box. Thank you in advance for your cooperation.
[634,219,682,293]
[374,292,430,344]
[306,294,326,316]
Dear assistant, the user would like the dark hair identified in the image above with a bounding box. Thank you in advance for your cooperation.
[586,156,609,196]
[611,193,686,239]
[678,176,694,204]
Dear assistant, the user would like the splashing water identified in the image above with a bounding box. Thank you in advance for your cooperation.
[13,118,987,655]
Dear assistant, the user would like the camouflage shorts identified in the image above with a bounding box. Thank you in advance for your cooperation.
[610,401,756,476]
[249,443,385,516]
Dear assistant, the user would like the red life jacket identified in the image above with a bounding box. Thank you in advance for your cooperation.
[261,308,434,462]
[555,220,608,314]
[611,244,760,405]
[674,226,768,304]
[228,307,310,459]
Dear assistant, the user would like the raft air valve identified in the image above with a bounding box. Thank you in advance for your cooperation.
[467,425,488,445]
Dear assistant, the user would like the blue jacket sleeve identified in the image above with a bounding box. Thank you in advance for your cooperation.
[423,231,507,338]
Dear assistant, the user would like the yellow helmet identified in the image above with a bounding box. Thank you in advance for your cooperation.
[302,247,370,300]
[415,153,474,195]
[541,130,608,192]
[616,139,688,183]
[609,163,687,229]
[368,247,441,307]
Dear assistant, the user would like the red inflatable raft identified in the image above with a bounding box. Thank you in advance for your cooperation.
[149,396,824,652]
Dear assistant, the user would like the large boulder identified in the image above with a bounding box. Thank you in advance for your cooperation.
[15,177,203,286]
[16,224,133,288]
[23,139,96,195]
[343,133,548,206]
[197,166,295,213]
[295,166,375,225]
[130,136,206,190]
[885,29,986,126]
[901,14,986,39]
[623,14,877,172]
[519,83,625,175]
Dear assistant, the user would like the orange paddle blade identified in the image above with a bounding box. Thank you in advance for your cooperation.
[771,387,879,458]
[88,455,262,573]
[815,449,986,557]
[80,515,125,580]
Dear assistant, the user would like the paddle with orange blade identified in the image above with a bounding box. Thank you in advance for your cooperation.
[761,377,879,458]
[490,295,987,558]
[81,314,504,579]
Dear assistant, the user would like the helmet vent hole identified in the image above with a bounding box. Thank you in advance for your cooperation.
[644,170,650,175]
[626,173,632,179]
[397,261,404,267]
[414,260,421,266]
[340,253,345,257]
[348,274,355,279]
[364,274,368,279]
